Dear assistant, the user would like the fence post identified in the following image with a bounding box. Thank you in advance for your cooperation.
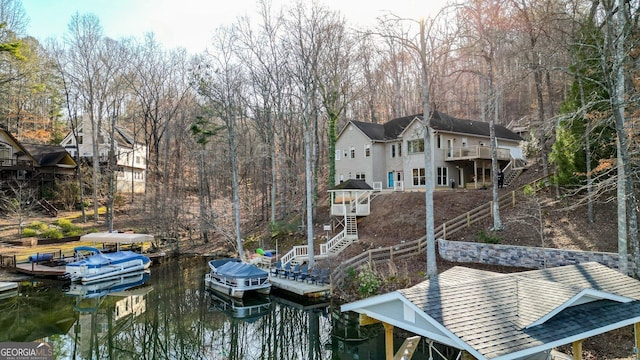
[390,247,394,262]
[512,191,516,206]
[368,251,372,267]
[442,223,447,240]
[467,212,471,227]
[490,201,494,218]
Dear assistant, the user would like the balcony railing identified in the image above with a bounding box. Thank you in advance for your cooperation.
[444,146,511,161]
[0,158,34,168]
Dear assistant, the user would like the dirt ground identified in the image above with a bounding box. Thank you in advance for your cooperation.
[0,164,629,358]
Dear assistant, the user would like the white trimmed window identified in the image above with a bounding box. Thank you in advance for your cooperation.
[364,145,370,157]
[350,146,355,159]
[412,168,425,186]
[437,167,448,186]
[335,149,341,160]
[408,139,424,154]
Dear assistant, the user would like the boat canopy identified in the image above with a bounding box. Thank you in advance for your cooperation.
[80,232,153,244]
[216,261,269,279]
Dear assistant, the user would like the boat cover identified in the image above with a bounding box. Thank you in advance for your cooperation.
[68,249,150,268]
[216,261,268,279]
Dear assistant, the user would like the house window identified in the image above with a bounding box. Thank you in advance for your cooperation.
[77,136,83,144]
[412,168,426,186]
[391,144,396,158]
[408,139,424,154]
[437,167,448,186]
[437,134,442,149]
[136,156,141,164]
[462,137,468,147]
[0,144,10,163]
[356,172,366,181]
[398,142,402,157]
[364,145,370,157]
[335,149,341,161]
[350,147,355,159]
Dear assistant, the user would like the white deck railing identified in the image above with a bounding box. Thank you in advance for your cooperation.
[279,245,308,265]
[320,229,346,255]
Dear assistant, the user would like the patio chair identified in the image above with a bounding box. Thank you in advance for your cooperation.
[305,267,320,284]
[279,262,291,278]
[297,264,309,282]
[271,261,282,277]
[288,263,301,280]
[315,268,329,285]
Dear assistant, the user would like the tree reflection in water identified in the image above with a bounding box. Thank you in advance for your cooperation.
[0,257,451,359]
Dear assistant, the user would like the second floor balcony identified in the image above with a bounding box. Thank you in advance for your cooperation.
[444,146,511,161]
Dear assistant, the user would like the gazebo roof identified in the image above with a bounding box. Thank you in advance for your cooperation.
[329,179,373,191]
[342,262,640,360]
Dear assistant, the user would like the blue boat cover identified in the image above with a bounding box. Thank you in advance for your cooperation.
[215,261,268,279]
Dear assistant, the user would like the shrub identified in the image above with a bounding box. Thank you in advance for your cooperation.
[27,221,48,232]
[357,267,381,297]
[21,228,38,237]
[65,229,83,237]
[476,230,502,244]
[41,228,63,240]
[53,218,81,233]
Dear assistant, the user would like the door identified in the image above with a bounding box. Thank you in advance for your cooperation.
[388,172,394,188]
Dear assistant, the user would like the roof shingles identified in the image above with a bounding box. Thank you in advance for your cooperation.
[397,263,640,359]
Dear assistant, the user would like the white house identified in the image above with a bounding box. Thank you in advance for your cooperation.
[60,116,147,193]
[334,111,524,190]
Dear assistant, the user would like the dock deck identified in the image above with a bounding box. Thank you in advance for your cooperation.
[14,262,66,277]
[269,276,330,298]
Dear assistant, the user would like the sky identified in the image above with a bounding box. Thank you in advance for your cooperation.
[21,0,448,54]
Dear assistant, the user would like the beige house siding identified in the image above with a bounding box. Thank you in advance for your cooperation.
[336,115,523,191]
[335,124,373,185]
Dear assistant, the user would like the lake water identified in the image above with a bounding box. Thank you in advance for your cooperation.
[0,257,451,359]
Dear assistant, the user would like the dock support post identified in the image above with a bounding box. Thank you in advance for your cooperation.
[383,322,394,360]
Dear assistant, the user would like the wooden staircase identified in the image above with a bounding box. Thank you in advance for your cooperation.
[38,199,58,217]
[280,214,359,266]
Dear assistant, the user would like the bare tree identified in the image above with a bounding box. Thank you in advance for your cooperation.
[0,180,38,239]
[194,26,247,260]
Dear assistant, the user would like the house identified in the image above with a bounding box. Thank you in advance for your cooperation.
[60,116,147,193]
[0,127,76,193]
[341,262,640,360]
[334,111,524,191]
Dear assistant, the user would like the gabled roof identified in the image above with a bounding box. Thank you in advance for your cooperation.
[330,179,373,191]
[22,143,77,168]
[342,262,640,360]
[345,111,522,143]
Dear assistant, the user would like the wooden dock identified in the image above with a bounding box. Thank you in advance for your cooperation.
[269,276,330,298]
[14,262,66,277]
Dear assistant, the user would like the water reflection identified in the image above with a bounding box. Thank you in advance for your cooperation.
[0,257,452,360]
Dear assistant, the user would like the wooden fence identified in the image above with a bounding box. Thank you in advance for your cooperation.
[331,176,549,287]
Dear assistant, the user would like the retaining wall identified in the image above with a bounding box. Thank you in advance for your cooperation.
[437,238,631,271]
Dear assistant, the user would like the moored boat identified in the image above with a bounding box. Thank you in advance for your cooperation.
[204,258,271,298]
[64,246,151,283]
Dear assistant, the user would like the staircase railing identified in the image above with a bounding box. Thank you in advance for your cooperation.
[320,230,346,255]
[38,199,58,217]
[279,245,309,266]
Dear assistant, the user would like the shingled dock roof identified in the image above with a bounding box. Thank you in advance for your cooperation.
[341,262,640,360]
[346,112,522,142]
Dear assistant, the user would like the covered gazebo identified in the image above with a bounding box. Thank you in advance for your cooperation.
[342,262,640,360]
[328,179,373,217]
